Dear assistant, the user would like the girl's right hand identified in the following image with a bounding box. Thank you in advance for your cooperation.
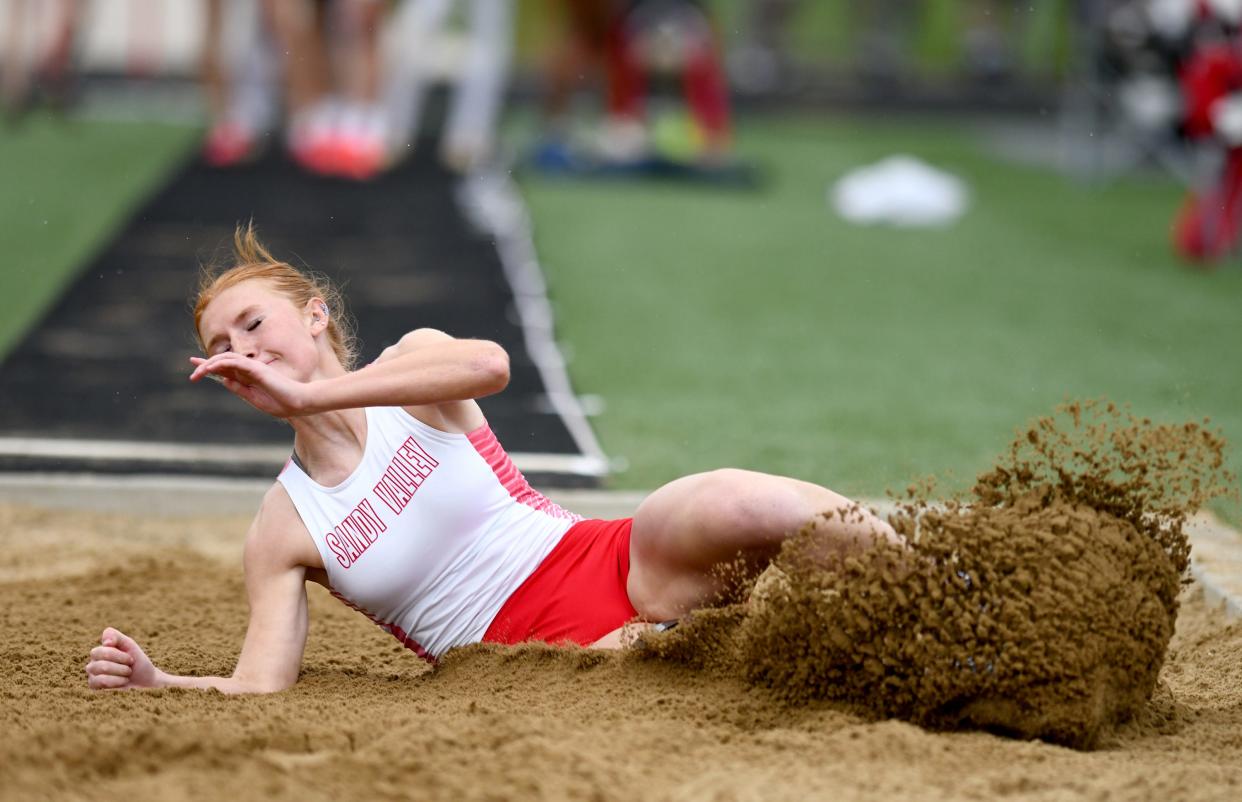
[188,354,311,418]
[85,627,163,690]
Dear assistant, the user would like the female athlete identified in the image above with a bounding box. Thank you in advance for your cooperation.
[84,226,897,693]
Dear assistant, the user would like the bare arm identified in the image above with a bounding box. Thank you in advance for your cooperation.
[313,327,508,417]
[85,490,313,694]
[188,327,508,422]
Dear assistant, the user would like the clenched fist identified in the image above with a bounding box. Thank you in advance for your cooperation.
[85,628,163,690]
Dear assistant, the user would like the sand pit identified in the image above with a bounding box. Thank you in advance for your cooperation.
[3,405,1241,799]
[1,502,1241,801]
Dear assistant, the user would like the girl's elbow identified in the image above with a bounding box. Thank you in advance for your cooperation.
[230,672,297,695]
[252,678,297,695]
[483,345,510,393]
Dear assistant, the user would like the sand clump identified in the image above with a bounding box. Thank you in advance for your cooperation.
[641,401,1234,749]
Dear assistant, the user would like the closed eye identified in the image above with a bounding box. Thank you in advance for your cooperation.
[246,318,263,332]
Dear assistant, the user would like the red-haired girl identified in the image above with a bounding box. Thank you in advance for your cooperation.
[85,226,896,692]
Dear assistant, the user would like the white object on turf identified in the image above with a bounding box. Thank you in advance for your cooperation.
[829,155,969,228]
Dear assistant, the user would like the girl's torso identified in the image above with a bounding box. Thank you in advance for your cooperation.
[275,405,581,659]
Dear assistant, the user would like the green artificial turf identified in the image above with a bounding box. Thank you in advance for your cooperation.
[1,110,1235,521]
[520,114,1242,522]
[0,114,197,360]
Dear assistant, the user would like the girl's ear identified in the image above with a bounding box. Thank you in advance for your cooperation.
[306,297,330,332]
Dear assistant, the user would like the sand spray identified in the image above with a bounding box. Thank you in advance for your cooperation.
[637,400,1235,749]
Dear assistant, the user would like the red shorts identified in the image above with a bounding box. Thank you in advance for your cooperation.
[483,517,639,647]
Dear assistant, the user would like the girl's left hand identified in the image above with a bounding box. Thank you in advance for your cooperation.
[188,354,312,418]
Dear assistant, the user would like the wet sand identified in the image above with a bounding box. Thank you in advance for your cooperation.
[2,500,1241,802]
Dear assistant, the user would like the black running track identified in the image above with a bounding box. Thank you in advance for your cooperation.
[0,148,594,485]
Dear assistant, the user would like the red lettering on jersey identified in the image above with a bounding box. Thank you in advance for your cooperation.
[372,437,439,516]
[338,517,371,550]
[336,524,364,559]
[398,438,439,477]
[354,498,388,534]
[326,497,390,569]
[325,532,351,569]
[388,455,425,488]
[374,472,414,515]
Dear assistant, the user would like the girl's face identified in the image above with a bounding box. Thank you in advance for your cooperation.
[197,280,327,380]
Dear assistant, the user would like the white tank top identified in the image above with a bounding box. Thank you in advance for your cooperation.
[277,406,581,660]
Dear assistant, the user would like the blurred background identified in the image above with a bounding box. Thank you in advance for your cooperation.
[1,1,1239,520]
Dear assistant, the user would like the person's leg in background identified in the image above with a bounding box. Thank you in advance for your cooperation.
[265,0,335,173]
[680,6,732,161]
[440,0,513,172]
[202,0,280,167]
[382,0,455,162]
[333,0,390,178]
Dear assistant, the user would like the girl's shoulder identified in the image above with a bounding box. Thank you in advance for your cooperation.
[398,400,486,435]
[245,482,322,570]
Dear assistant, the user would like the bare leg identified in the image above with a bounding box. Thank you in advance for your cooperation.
[627,469,898,622]
[265,0,331,117]
[384,0,455,152]
[201,0,227,122]
[589,621,658,649]
[42,0,78,105]
[336,0,385,104]
[441,0,513,171]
